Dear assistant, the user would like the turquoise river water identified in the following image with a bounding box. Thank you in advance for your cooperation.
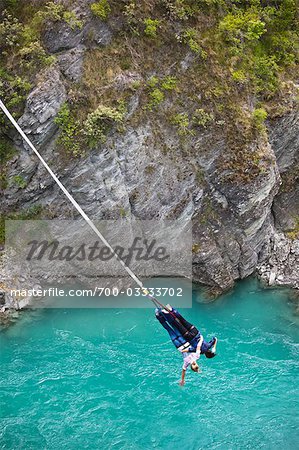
[0,278,298,449]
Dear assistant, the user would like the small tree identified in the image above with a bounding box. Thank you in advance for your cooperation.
[83,105,125,147]
[143,18,160,38]
[90,0,111,21]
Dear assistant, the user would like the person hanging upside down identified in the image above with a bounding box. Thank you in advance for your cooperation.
[155,305,218,385]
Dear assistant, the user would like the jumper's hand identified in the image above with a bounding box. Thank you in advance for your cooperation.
[179,380,185,386]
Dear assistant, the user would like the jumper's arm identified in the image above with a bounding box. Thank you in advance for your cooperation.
[180,369,186,386]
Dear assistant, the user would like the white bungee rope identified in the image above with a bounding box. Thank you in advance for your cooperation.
[0,99,168,308]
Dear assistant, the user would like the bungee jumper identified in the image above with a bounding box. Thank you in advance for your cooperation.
[155,304,217,385]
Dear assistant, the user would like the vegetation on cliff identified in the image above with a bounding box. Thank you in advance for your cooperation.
[1,0,297,156]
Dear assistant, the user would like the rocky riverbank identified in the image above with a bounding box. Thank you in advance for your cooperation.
[257,231,299,290]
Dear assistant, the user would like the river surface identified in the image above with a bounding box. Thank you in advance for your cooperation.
[0,278,298,449]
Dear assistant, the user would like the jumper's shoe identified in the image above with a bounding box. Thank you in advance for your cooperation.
[210,337,218,353]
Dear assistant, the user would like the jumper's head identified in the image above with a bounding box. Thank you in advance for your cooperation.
[191,361,199,372]
[205,350,216,359]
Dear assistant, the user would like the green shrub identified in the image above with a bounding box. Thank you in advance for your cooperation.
[171,112,190,135]
[37,2,65,22]
[54,103,82,156]
[232,70,247,83]
[123,1,139,34]
[192,108,214,127]
[19,41,55,68]
[143,18,160,38]
[252,107,268,132]
[180,28,206,57]
[215,1,297,98]
[83,104,125,147]
[12,174,27,189]
[56,102,126,153]
[62,11,83,30]
[0,173,7,190]
[268,32,296,66]
[264,0,298,66]
[219,10,266,45]
[0,10,23,51]
[90,0,111,21]
[148,88,165,109]
[130,80,142,90]
[252,55,279,94]
[3,0,18,10]
[147,76,159,89]
[146,76,177,109]
[162,0,196,21]
[37,2,83,29]
[21,23,40,45]
[0,137,17,164]
[119,207,127,218]
[161,76,177,91]
[0,70,31,120]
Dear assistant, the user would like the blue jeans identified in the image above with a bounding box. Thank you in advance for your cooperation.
[155,308,216,353]
[155,310,187,348]
[155,308,199,349]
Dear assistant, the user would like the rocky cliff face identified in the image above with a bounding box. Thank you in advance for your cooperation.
[257,111,299,290]
[0,0,298,308]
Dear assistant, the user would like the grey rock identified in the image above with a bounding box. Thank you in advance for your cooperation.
[269,269,277,285]
[180,52,195,72]
[113,72,143,91]
[126,94,140,119]
[257,230,299,289]
[57,45,86,82]
[0,290,5,306]
[269,111,299,233]
[269,111,299,171]
[273,185,299,231]
[17,67,66,145]
[85,20,112,47]
[43,18,112,54]
[0,252,40,310]
[43,22,85,53]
